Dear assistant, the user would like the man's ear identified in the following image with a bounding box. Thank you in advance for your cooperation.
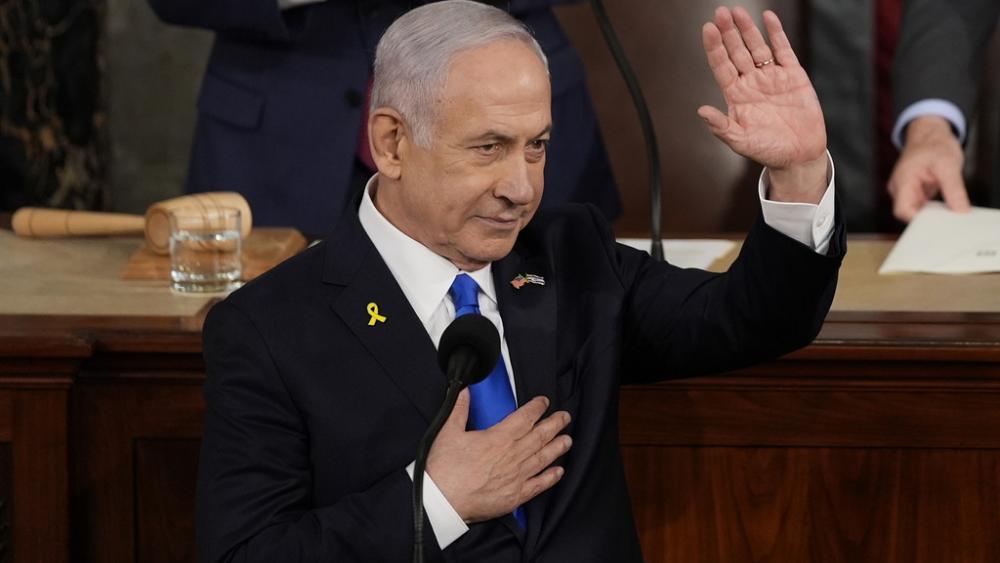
[369,107,409,180]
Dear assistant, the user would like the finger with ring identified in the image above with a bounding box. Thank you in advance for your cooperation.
[732,6,776,70]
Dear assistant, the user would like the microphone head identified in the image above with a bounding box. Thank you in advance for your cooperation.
[437,314,500,387]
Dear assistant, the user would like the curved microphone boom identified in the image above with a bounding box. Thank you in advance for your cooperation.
[590,0,666,261]
[413,315,500,563]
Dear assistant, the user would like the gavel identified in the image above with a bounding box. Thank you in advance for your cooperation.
[11,192,253,255]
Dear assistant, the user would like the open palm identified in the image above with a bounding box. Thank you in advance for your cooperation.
[699,7,826,170]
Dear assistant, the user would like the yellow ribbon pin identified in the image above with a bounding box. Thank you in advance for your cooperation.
[367,302,387,326]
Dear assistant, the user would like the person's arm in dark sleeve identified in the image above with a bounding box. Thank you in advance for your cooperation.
[588,200,844,384]
[892,0,1000,130]
[603,7,843,381]
[887,0,999,221]
[197,300,438,563]
[146,0,295,41]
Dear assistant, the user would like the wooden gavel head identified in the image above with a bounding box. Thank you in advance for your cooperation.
[11,192,254,255]
[144,192,253,254]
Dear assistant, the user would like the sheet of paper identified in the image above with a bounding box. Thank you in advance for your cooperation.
[879,202,1000,274]
[617,238,736,270]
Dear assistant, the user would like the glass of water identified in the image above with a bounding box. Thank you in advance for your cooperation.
[169,207,243,293]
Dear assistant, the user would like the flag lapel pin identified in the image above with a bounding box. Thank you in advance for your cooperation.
[510,273,545,289]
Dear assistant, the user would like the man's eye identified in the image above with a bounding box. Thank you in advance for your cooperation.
[527,140,548,152]
[476,143,501,154]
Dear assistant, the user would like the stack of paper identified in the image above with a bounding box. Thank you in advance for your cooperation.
[879,202,1000,275]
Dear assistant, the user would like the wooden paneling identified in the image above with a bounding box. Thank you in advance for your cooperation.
[0,394,9,442]
[0,391,11,563]
[618,323,1000,563]
[0,348,75,563]
[74,383,204,563]
[623,446,1000,563]
[619,383,1000,449]
[619,345,1000,563]
[135,440,200,563]
[0,442,11,563]
[11,390,68,563]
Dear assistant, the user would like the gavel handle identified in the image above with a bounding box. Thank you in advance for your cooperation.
[11,208,146,238]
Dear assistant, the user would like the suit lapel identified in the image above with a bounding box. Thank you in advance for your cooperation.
[323,215,445,424]
[493,246,558,554]
[325,212,565,550]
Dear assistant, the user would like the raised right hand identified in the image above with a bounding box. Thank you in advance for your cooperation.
[425,390,572,523]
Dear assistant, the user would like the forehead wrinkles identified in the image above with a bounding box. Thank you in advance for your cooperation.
[446,44,547,97]
[435,44,551,138]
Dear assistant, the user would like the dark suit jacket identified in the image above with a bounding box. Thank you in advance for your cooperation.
[892,0,1000,126]
[146,0,620,235]
[197,202,845,562]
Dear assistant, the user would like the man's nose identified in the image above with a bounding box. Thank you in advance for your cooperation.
[495,153,537,205]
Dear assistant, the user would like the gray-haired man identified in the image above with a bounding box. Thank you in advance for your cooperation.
[197,2,844,561]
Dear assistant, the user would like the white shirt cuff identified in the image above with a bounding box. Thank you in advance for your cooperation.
[891,99,967,148]
[277,0,325,9]
[405,461,469,549]
[758,151,836,255]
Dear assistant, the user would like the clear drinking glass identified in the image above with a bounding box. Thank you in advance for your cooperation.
[169,207,243,293]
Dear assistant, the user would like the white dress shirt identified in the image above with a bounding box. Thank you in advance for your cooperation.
[758,151,837,255]
[358,178,515,548]
[356,161,836,549]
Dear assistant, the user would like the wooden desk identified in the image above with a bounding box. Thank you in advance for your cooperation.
[1,234,998,562]
[622,238,1000,562]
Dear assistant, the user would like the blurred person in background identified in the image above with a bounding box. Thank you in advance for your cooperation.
[147,0,620,235]
[888,0,999,222]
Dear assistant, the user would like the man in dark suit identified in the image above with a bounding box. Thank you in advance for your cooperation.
[197,3,844,561]
[888,0,1000,222]
[147,0,619,235]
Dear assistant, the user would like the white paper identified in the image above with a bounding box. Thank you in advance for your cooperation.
[617,238,737,270]
[879,202,1000,274]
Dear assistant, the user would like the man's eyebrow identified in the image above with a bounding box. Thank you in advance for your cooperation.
[467,130,515,144]
[466,125,553,144]
[533,125,552,139]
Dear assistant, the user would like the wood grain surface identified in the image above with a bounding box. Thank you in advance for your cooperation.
[0,443,10,563]
[623,446,1000,563]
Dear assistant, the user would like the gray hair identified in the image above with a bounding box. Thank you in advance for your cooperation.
[371,0,549,147]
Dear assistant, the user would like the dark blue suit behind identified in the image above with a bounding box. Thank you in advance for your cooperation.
[148,0,621,234]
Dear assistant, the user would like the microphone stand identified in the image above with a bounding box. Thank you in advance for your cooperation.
[412,353,476,563]
[589,0,666,261]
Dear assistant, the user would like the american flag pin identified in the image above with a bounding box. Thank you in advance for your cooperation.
[511,273,545,289]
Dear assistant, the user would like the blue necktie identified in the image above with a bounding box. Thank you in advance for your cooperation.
[448,273,527,529]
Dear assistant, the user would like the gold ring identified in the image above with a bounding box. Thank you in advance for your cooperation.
[754,58,775,68]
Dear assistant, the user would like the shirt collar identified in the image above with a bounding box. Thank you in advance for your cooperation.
[357,174,497,325]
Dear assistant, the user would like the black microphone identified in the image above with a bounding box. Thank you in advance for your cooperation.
[413,315,500,563]
[437,314,501,388]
